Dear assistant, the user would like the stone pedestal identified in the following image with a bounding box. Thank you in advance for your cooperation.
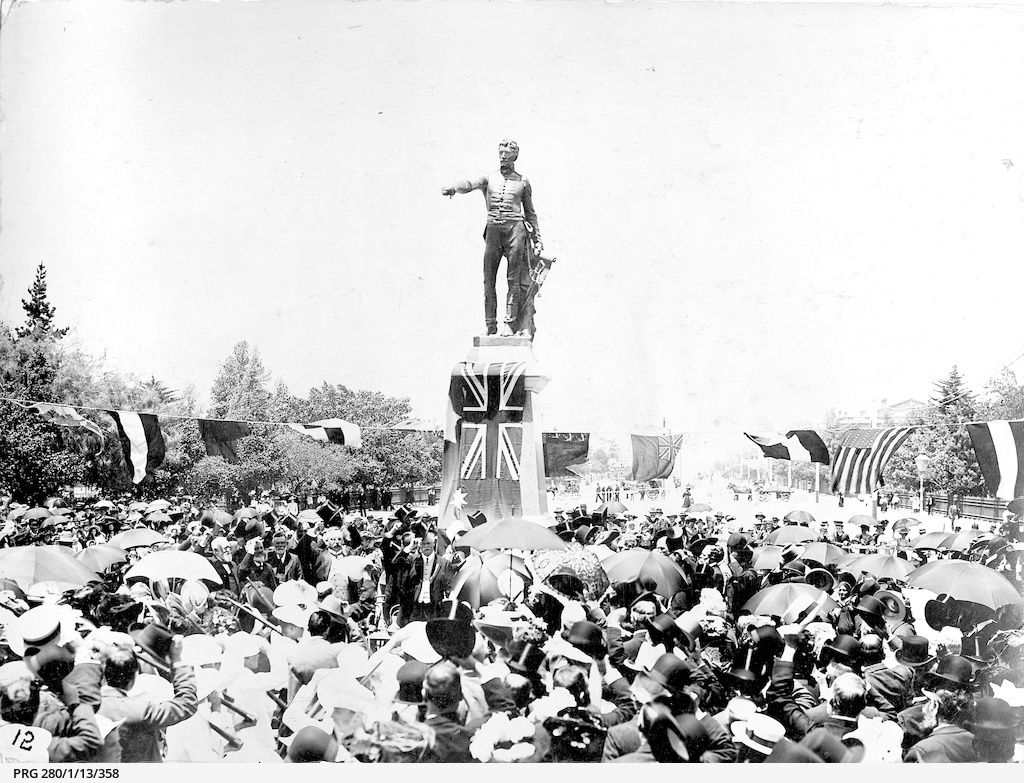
[465,336,549,517]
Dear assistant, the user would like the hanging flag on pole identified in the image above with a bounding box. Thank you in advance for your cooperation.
[105,411,166,484]
[966,420,1024,500]
[744,430,830,465]
[630,434,683,481]
[287,418,362,448]
[829,427,912,495]
[542,432,590,476]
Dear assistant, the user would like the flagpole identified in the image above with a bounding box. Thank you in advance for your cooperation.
[814,463,820,504]
[787,460,793,490]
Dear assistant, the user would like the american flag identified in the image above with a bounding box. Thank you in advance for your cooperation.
[830,427,913,495]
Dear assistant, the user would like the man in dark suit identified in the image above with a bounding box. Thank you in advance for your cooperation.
[206,536,240,595]
[393,533,455,625]
[267,531,302,583]
[861,633,914,712]
[420,662,474,763]
[904,688,976,762]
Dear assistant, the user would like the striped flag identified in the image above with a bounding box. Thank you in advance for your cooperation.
[744,430,830,464]
[830,427,913,495]
[287,418,362,448]
[105,411,166,484]
[966,420,1024,499]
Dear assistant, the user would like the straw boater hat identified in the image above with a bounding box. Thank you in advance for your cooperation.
[732,714,786,755]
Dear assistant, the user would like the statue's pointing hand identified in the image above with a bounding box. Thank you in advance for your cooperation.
[441,186,456,197]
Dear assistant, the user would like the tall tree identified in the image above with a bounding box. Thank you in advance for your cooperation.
[209,341,272,419]
[884,366,984,497]
[16,263,68,339]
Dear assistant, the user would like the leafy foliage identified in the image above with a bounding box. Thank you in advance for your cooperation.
[884,366,984,496]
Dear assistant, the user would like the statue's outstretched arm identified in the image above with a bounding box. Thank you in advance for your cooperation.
[441,174,487,197]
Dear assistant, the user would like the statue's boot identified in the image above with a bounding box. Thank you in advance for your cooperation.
[498,323,514,337]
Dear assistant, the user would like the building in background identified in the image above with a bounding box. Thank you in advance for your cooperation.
[835,397,926,428]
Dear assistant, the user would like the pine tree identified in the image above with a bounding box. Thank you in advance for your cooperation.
[931,365,975,418]
[16,263,68,339]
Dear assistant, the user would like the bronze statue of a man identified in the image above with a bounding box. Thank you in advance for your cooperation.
[442,140,542,339]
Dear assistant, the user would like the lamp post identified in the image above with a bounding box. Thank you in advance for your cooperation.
[915,454,930,522]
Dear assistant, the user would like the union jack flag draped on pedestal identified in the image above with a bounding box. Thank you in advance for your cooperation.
[439,362,527,529]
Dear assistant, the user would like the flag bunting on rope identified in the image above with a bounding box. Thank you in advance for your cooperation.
[105,410,166,484]
[287,418,362,448]
[198,419,251,463]
[966,420,1024,500]
[830,427,912,495]
[745,430,830,465]
[22,402,105,450]
[543,432,590,476]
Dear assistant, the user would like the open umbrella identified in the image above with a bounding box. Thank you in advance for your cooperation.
[527,547,609,598]
[833,552,861,569]
[894,517,919,531]
[75,544,129,573]
[603,549,687,599]
[145,499,170,513]
[234,507,258,520]
[784,510,815,524]
[742,583,838,619]
[911,531,950,550]
[844,553,916,581]
[125,550,223,585]
[594,500,627,516]
[145,511,172,524]
[1008,498,1024,516]
[213,510,233,527]
[687,504,713,514]
[847,514,875,528]
[750,545,785,571]
[800,542,848,566]
[456,517,567,552]
[297,509,321,524]
[108,528,169,549]
[22,508,51,521]
[451,552,532,608]
[907,561,1022,611]
[92,500,114,510]
[0,546,100,590]
[765,526,817,545]
[940,530,989,552]
[128,501,148,512]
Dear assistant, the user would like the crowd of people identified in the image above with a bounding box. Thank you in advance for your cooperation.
[0,490,1022,764]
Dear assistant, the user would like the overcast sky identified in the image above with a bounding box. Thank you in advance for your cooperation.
[3,0,1024,459]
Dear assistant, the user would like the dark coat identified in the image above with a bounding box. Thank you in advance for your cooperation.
[602,714,738,762]
[266,550,302,583]
[863,661,915,713]
[420,712,475,763]
[904,724,976,763]
[393,551,454,617]
[206,556,240,595]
